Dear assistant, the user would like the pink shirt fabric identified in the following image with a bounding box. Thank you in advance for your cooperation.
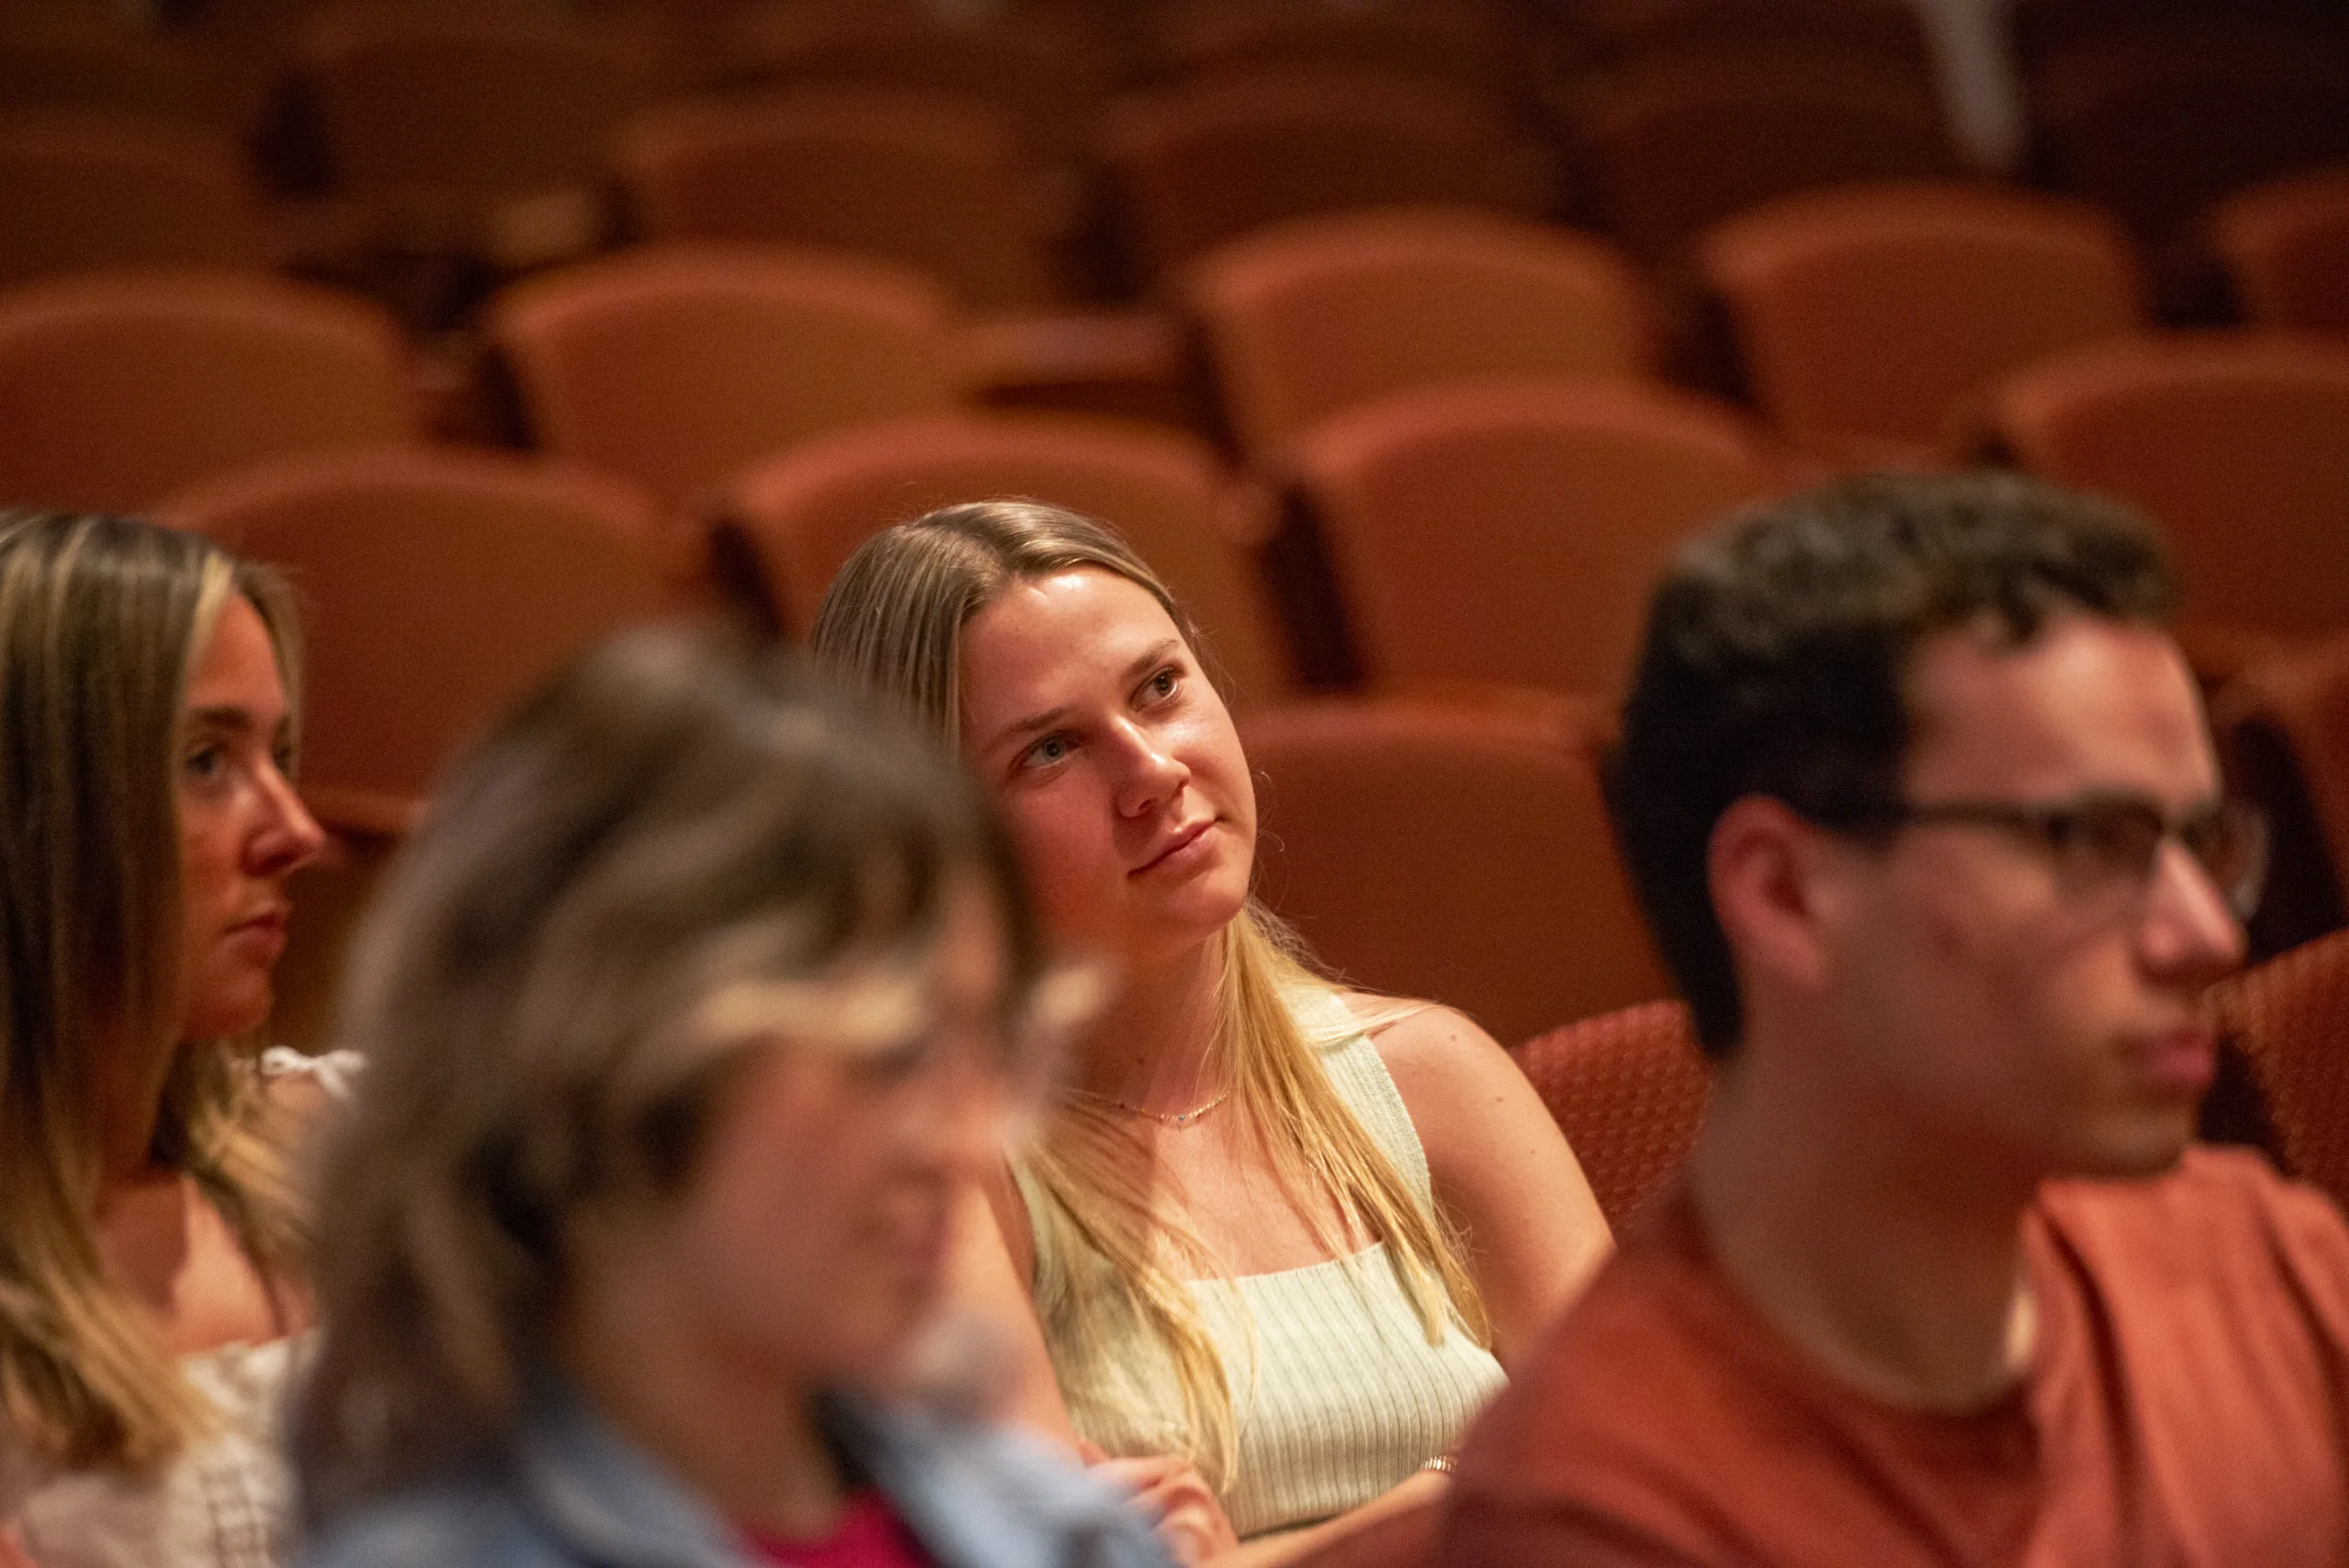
[740,1491,931,1568]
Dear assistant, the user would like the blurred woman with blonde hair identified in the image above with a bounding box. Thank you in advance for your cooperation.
[0,510,330,1568]
[813,502,1612,1564]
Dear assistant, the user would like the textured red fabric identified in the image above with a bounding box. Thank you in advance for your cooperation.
[1510,1000,1711,1231]
[2217,928,2349,1216]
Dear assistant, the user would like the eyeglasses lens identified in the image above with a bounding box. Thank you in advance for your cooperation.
[2188,803,2268,918]
[2054,800,2266,918]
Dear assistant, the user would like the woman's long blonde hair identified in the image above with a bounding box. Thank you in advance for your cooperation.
[812,501,1487,1490]
[0,511,309,1473]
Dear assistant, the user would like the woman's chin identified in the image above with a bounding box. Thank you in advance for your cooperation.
[178,985,275,1044]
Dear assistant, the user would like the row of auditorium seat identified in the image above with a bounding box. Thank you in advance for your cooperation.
[7,127,2345,462]
[9,162,2346,461]
[145,415,2349,1224]
[5,0,2344,317]
[90,396,2349,1047]
[6,217,2342,682]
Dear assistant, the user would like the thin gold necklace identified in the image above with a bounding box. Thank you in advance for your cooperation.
[1065,1085,1231,1128]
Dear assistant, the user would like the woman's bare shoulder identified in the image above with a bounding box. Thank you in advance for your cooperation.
[1344,994,1518,1093]
[1342,993,1570,1187]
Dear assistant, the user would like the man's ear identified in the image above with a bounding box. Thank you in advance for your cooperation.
[1708,795,1840,998]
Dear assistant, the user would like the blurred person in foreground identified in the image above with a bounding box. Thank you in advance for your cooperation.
[0,512,331,1568]
[1443,473,2349,1565]
[290,629,1172,1568]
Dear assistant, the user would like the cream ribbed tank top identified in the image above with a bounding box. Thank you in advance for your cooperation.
[1012,989,1506,1539]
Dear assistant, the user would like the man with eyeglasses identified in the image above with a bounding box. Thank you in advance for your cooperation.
[1441,473,2349,1565]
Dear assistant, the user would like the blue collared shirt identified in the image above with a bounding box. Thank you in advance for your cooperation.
[300,1381,1174,1568]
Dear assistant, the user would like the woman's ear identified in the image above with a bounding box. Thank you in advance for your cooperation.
[1708,795,1842,1001]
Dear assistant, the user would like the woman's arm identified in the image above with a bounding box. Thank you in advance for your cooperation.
[1202,1468,1447,1568]
[1364,1001,1613,1369]
[1092,1454,1444,1568]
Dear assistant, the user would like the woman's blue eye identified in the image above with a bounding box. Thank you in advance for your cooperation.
[1022,734,1072,769]
[184,744,226,782]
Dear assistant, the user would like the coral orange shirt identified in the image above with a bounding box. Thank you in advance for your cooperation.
[1446,1147,2349,1566]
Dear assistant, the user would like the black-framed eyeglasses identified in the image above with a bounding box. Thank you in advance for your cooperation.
[1827,793,2270,919]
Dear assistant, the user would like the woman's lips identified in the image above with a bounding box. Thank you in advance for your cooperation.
[1132,817,1215,876]
[225,907,289,955]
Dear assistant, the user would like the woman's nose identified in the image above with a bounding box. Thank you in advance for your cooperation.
[1110,720,1188,817]
[251,760,328,876]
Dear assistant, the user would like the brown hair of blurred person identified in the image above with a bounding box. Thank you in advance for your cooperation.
[292,628,1060,1523]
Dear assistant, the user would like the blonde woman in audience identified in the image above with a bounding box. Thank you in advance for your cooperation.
[293,629,1172,1568]
[812,502,1613,1564]
[0,511,331,1568]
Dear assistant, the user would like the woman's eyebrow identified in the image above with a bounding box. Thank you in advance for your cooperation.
[184,705,258,734]
[1122,639,1183,683]
[184,705,295,746]
[978,639,1186,757]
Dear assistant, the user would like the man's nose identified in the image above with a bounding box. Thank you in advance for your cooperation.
[2140,837,2248,985]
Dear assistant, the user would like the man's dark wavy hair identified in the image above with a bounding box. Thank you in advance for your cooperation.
[1608,472,2176,1058]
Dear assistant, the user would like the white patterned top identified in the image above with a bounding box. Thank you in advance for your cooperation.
[1014,991,1506,1539]
[9,1336,303,1568]
[3,1049,358,1568]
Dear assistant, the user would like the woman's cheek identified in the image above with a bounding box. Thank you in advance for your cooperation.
[997,809,1107,930]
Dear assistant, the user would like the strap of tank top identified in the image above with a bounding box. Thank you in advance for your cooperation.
[1279,987,1436,1208]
